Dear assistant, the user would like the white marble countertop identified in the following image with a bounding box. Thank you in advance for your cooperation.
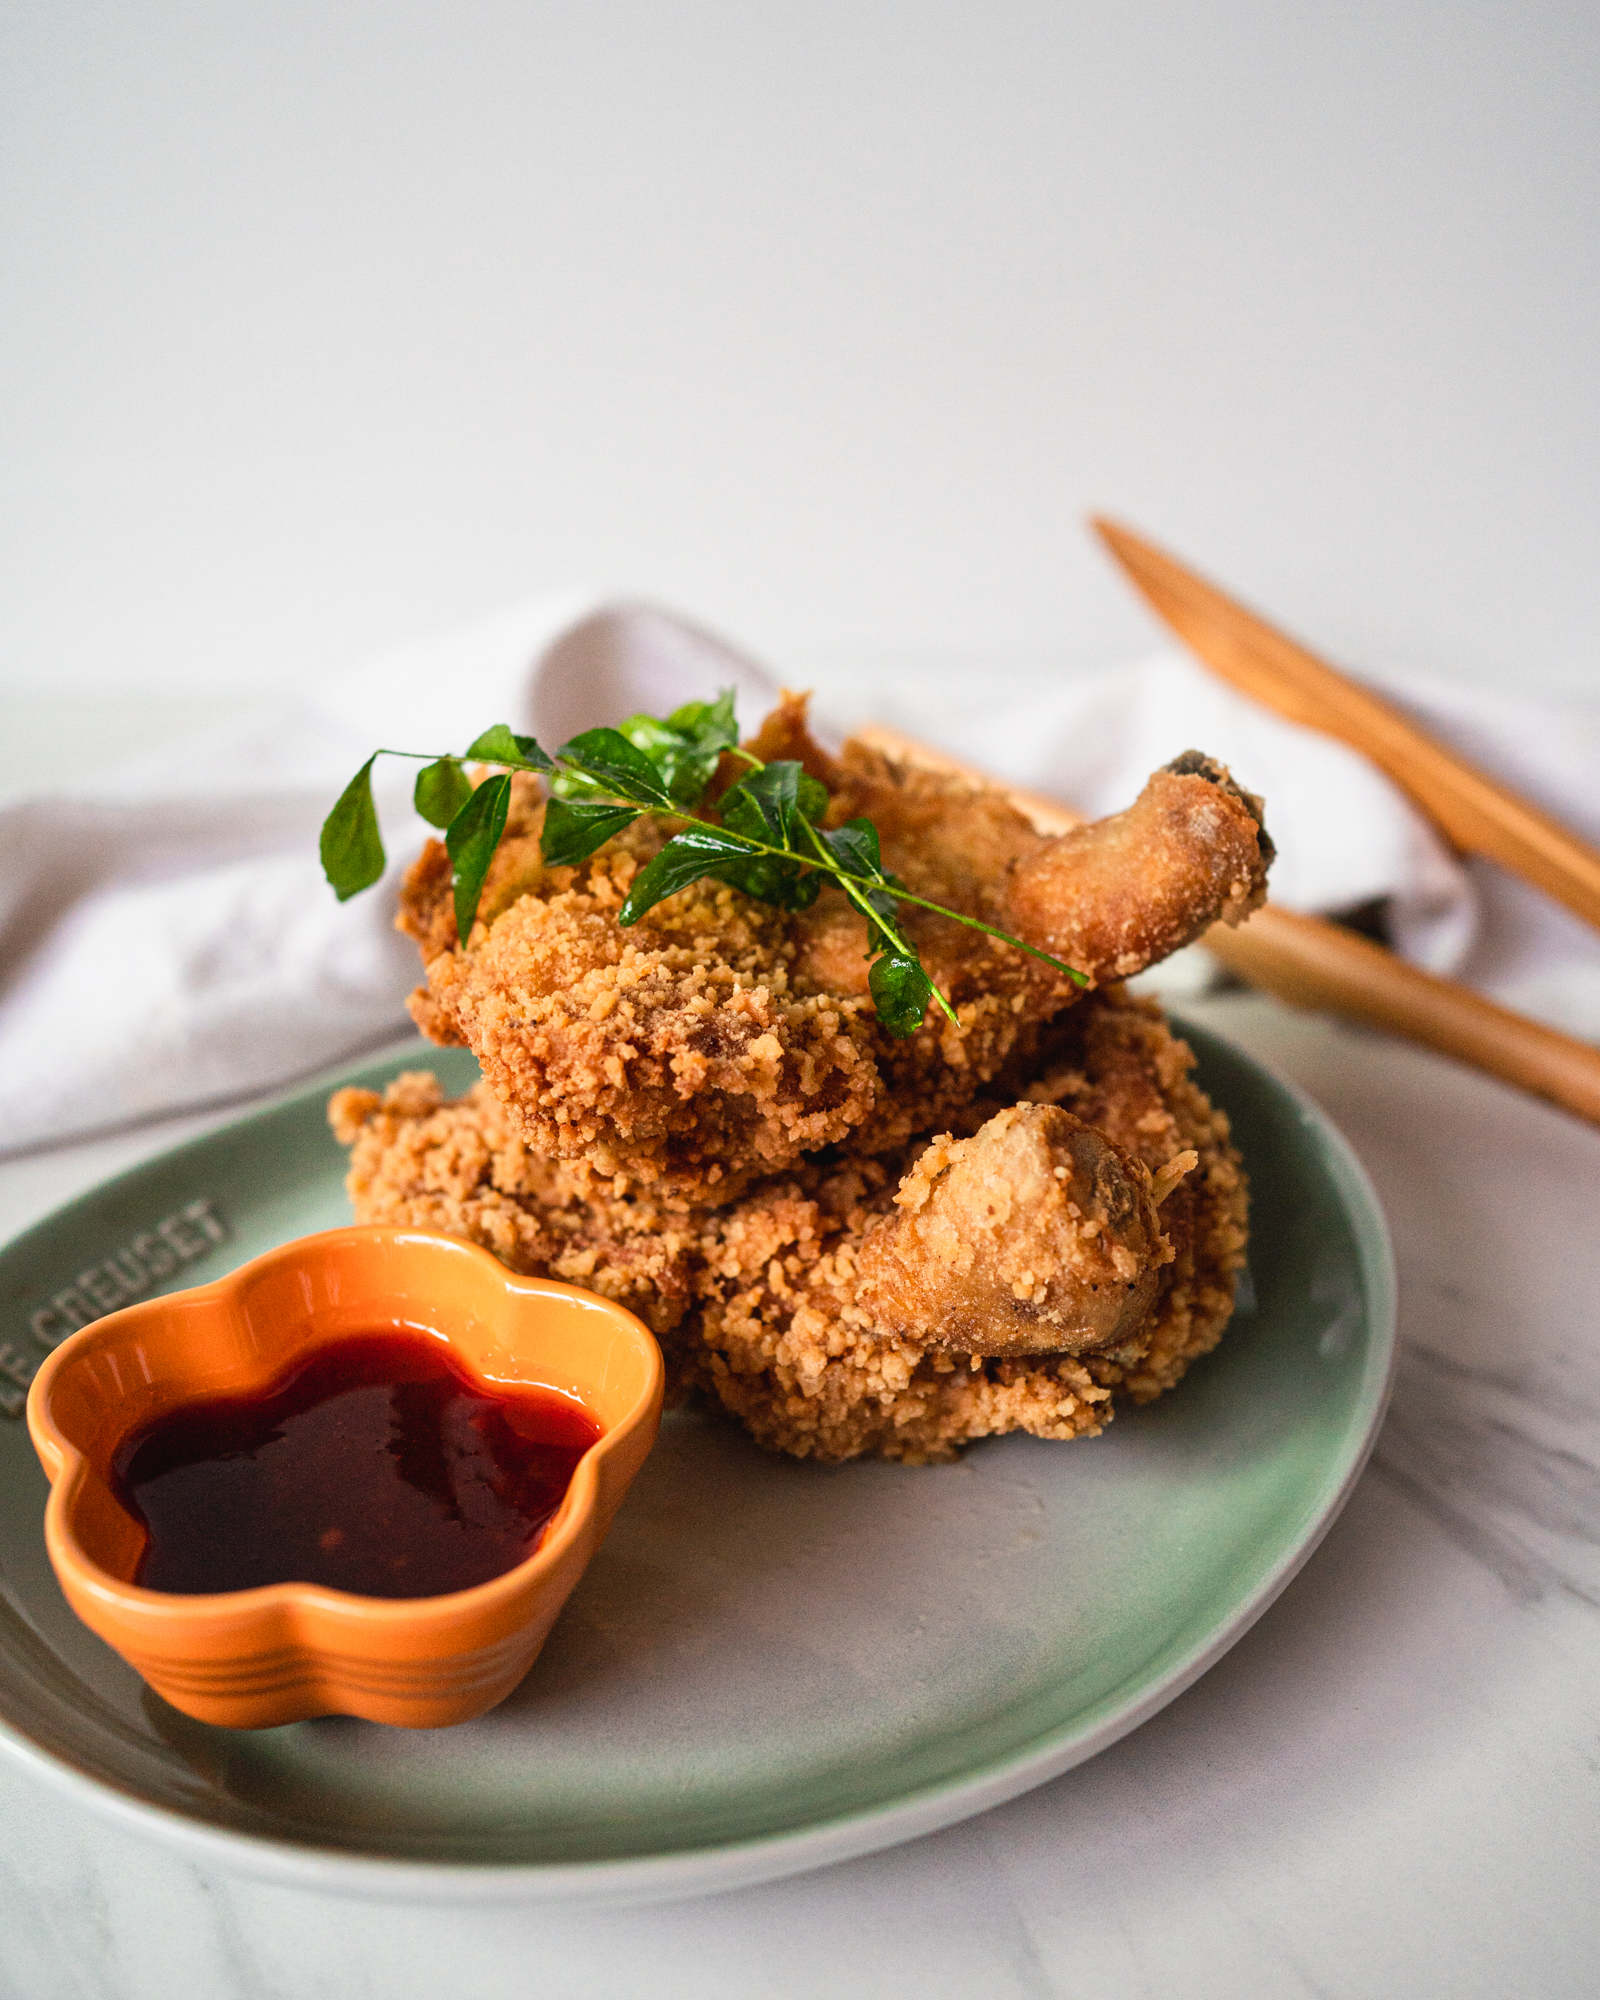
[3,992,1597,1999]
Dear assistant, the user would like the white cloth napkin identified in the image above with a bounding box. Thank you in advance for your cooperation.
[3,598,1597,1155]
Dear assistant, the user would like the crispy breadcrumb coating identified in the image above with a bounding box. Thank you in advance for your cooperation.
[330,989,1248,1463]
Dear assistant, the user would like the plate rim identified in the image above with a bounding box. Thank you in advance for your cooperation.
[0,1021,1397,1906]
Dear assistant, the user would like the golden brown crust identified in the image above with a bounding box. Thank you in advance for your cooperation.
[416,827,882,1197]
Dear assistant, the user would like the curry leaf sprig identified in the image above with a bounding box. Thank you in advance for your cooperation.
[319,691,1085,1039]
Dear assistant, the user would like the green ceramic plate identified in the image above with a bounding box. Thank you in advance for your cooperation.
[0,1022,1393,1906]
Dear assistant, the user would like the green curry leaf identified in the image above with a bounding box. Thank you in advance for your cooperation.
[320,758,386,901]
[444,773,512,943]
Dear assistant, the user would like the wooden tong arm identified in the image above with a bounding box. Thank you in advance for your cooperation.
[853,723,1600,1130]
[1203,906,1600,1125]
[1092,516,1600,934]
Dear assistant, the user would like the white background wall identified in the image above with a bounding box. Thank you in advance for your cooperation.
[3,1,1598,724]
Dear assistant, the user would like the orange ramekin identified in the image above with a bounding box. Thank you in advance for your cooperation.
[26,1227,664,1730]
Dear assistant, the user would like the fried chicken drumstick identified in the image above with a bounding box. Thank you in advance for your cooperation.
[329,703,1266,1463]
[396,699,1271,1199]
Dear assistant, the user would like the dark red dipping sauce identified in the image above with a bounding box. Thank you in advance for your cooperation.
[112,1331,601,1599]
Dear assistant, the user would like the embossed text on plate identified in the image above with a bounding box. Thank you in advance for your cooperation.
[1,1198,229,1419]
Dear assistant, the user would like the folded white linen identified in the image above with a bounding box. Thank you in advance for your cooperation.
[2,597,1596,1155]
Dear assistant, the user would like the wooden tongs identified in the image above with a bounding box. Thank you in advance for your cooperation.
[863,522,1600,1128]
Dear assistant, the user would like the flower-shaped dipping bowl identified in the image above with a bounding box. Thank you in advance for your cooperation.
[25,1227,664,1730]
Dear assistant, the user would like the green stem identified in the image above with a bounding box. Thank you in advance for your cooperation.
[882,888,1088,985]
